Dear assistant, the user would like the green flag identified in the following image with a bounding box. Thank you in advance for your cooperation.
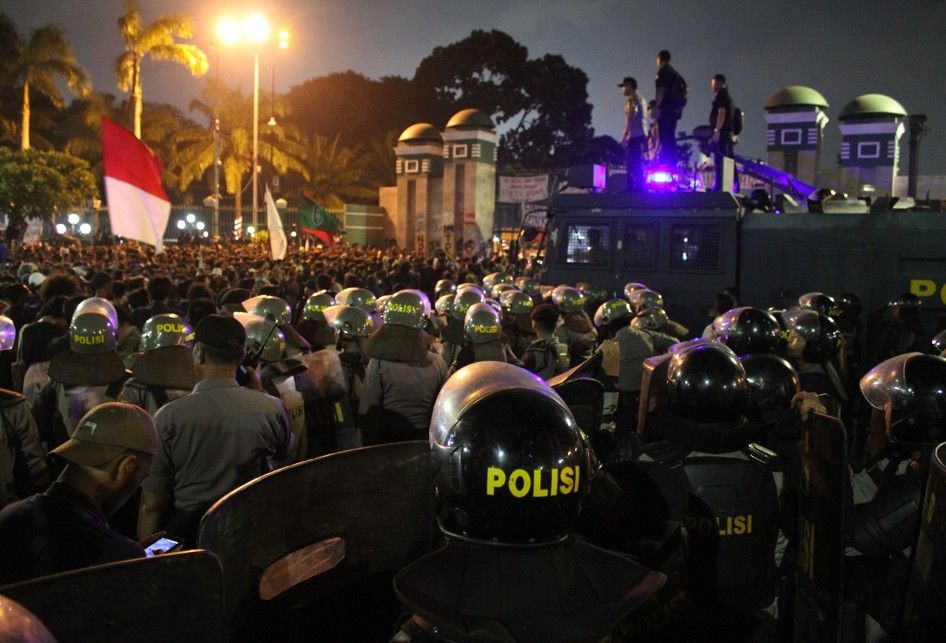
[299,191,343,234]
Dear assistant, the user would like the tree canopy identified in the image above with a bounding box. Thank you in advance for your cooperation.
[0,148,97,231]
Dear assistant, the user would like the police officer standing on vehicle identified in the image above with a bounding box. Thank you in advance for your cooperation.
[709,74,735,192]
[654,49,686,167]
[619,76,648,192]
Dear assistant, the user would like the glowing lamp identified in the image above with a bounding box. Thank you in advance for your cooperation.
[67,213,80,225]
[216,17,242,46]
[277,29,289,49]
[78,222,92,235]
[645,167,679,192]
[196,221,206,231]
[202,231,209,238]
[55,223,67,235]
[243,13,270,44]
[176,220,186,230]
[246,225,256,235]
[186,213,196,224]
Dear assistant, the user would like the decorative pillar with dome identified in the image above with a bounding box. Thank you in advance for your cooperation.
[394,123,444,253]
[837,93,907,197]
[441,108,497,256]
[763,86,829,188]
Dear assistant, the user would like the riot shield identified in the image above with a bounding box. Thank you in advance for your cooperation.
[0,550,223,642]
[794,412,848,642]
[900,441,946,640]
[197,441,437,641]
[547,350,604,388]
[637,353,672,439]
[552,376,604,436]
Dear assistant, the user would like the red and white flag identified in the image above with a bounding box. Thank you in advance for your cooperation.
[102,118,170,253]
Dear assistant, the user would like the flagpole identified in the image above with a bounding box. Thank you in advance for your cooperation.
[252,51,260,234]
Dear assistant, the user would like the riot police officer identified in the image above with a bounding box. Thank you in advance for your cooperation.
[499,289,536,358]
[594,298,634,341]
[443,287,484,369]
[712,306,782,356]
[121,313,198,416]
[450,302,517,372]
[245,294,311,359]
[392,362,665,642]
[783,308,845,414]
[360,290,448,444]
[322,304,374,429]
[297,291,336,350]
[552,286,597,367]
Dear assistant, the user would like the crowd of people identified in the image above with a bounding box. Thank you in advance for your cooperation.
[0,234,940,641]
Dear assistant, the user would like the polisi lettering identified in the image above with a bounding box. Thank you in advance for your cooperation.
[485,465,580,498]
[470,323,499,335]
[73,333,105,346]
[910,279,946,305]
[685,513,753,536]
[155,322,185,334]
[387,302,418,314]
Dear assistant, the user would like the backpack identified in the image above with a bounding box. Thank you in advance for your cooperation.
[732,106,744,135]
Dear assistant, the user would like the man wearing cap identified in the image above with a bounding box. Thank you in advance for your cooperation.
[0,403,156,584]
[137,315,292,546]
[619,76,648,192]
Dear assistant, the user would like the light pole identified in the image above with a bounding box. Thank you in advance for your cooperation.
[244,14,271,234]
[214,17,241,238]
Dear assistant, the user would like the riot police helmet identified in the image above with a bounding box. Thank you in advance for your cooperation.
[514,276,542,299]
[835,292,863,319]
[335,287,378,315]
[740,353,800,422]
[452,288,485,321]
[490,282,517,300]
[482,272,513,291]
[435,279,457,298]
[933,329,946,355]
[140,313,191,352]
[594,299,632,331]
[463,302,501,344]
[784,308,841,363]
[429,361,591,544]
[435,294,455,318]
[244,294,292,325]
[712,306,782,355]
[236,313,286,363]
[798,292,838,318]
[860,353,946,448]
[631,307,669,331]
[551,285,586,313]
[303,291,335,322]
[484,298,502,316]
[499,290,534,316]
[661,342,751,452]
[630,289,663,314]
[73,297,118,329]
[623,282,647,302]
[322,304,375,338]
[383,289,431,329]
[70,311,118,354]
[0,315,15,351]
[887,292,923,317]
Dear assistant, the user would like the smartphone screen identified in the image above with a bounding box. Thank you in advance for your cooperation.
[145,537,181,557]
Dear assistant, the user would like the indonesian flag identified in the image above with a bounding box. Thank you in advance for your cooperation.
[102,118,171,253]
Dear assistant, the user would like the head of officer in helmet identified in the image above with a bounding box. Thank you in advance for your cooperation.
[499,289,535,334]
[129,313,198,390]
[244,294,310,355]
[861,353,946,450]
[713,306,782,356]
[298,291,336,348]
[594,299,633,340]
[740,353,801,444]
[654,342,752,453]
[364,289,431,363]
[783,308,841,366]
[551,285,595,335]
[49,300,126,387]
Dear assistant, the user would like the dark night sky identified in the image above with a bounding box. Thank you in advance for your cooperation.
[3,0,945,175]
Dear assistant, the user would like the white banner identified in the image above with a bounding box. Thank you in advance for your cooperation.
[21,218,43,246]
[498,175,549,204]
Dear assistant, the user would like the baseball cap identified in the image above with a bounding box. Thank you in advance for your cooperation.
[50,402,157,466]
[194,314,246,359]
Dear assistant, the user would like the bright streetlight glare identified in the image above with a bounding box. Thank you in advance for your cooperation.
[196,221,206,231]
[246,225,256,235]
[78,223,92,235]
[215,17,241,46]
[186,213,196,224]
[203,231,210,238]
[55,223,67,235]
[67,213,80,225]
[290,230,297,238]
[176,220,186,230]
[243,13,270,44]
[277,29,289,49]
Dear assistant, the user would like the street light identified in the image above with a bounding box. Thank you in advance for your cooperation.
[55,223,66,235]
[246,225,256,236]
[196,221,206,231]
[78,223,92,236]
[67,213,80,225]
[186,212,196,224]
[176,220,186,230]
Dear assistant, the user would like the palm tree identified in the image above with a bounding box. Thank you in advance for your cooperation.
[304,134,378,209]
[13,23,90,150]
[115,0,208,139]
[168,82,308,220]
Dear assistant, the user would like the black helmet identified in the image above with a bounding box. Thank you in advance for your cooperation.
[631,307,669,331]
[435,279,457,298]
[70,311,118,354]
[322,304,375,338]
[141,314,191,352]
[434,294,455,318]
[861,353,946,448]
[236,313,286,363]
[335,287,377,315]
[784,309,841,363]
[713,306,781,355]
[463,302,501,344]
[499,290,534,316]
[630,289,663,314]
[430,362,591,545]
[798,292,838,318]
[0,315,15,351]
[593,299,632,328]
[551,285,586,313]
[452,288,485,321]
[740,353,800,421]
[660,343,751,452]
[383,289,431,329]
[835,292,863,319]
[303,291,335,322]
[623,282,647,301]
[933,329,946,354]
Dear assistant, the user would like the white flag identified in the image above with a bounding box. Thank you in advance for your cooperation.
[266,186,287,260]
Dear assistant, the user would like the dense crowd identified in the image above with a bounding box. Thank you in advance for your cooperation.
[0,235,940,641]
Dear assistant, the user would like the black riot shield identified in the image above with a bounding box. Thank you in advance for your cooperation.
[0,550,223,642]
[547,350,604,388]
[552,376,605,435]
[900,442,946,640]
[197,441,438,642]
[794,412,848,642]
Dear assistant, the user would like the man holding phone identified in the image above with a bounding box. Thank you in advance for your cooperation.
[0,403,157,584]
